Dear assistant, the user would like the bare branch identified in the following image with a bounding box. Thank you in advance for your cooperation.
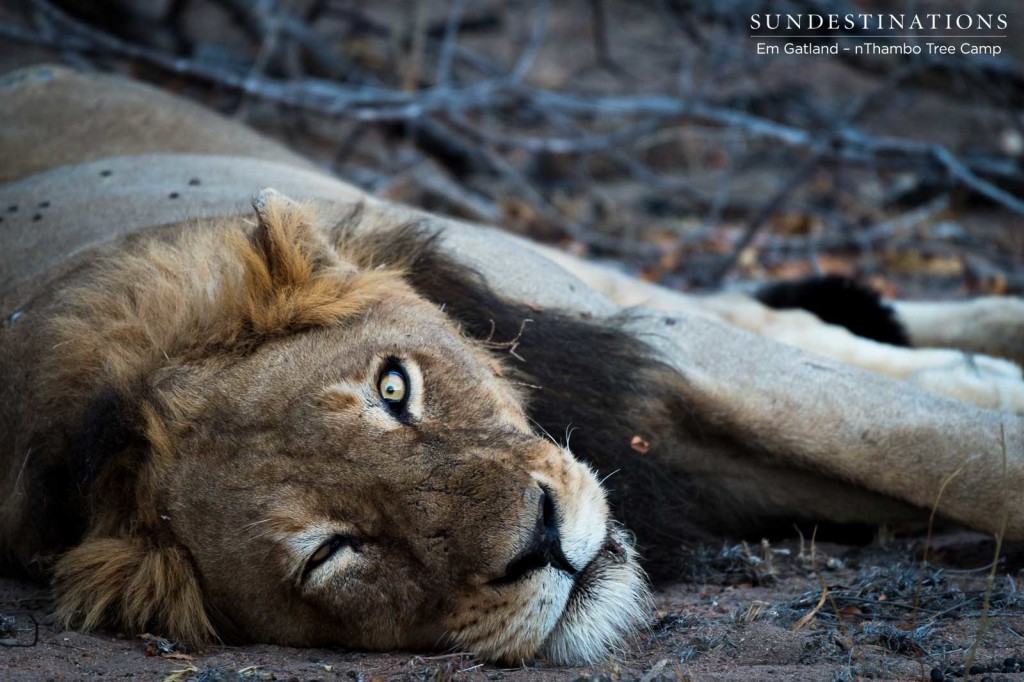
[7,0,1024,273]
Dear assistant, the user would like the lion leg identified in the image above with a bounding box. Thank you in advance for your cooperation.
[679,449,929,532]
[698,292,1024,413]
[629,312,1024,541]
[519,247,1024,412]
[893,298,1024,368]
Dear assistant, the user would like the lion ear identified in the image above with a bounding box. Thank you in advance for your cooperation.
[54,537,216,646]
[247,187,345,287]
[236,188,396,335]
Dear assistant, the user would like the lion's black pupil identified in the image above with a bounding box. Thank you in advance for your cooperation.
[379,367,408,412]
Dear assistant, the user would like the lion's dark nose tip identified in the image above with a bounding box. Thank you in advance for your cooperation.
[493,486,577,584]
[537,488,577,575]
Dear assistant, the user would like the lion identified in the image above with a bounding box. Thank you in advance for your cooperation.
[2,65,1024,666]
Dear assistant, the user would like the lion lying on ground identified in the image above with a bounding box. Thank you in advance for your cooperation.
[2,66,1024,665]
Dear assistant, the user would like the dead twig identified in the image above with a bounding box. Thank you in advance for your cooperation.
[964,422,1012,674]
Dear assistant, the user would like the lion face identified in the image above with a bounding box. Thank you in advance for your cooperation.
[43,193,647,664]
[164,296,645,662]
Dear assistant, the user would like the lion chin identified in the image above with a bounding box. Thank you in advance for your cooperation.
[539,526,650,665]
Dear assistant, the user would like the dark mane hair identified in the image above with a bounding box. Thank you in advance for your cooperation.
[756,275,909,347]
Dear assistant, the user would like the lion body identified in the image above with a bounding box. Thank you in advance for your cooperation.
[3,65,1024,664]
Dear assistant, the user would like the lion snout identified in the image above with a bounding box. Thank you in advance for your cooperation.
[490,485,577,585]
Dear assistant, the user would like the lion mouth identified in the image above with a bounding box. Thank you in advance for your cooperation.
[539,524,650,665]
[447,525,647,666]
[565,531,629,605]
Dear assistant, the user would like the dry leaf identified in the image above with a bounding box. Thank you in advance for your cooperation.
[771,211,818,236]
[885,252,963,276]
[792,586,828,632]
[161,667,199,682]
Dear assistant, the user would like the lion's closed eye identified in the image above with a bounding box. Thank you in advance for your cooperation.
[280,524,363,588]
[302,535,360,584]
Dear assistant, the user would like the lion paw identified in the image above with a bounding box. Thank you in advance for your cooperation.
[908,353,1024,413]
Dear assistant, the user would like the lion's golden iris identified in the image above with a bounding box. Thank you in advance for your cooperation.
[378,368,408,404]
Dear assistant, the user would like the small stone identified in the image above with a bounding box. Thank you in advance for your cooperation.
[929,667,944,682]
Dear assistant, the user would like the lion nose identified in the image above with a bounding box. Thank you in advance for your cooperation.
[493,486,577,584]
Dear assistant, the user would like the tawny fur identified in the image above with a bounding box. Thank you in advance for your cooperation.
[54,538,215,645]
[41,198,405,405]
[34,198,416,644]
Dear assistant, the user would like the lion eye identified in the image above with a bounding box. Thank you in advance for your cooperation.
[309,542,336,565]
[378,369,408,406]
[303,535,354,580]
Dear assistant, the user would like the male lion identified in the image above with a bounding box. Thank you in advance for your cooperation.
[2,66,1024,665]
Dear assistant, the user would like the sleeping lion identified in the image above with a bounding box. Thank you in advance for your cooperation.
[2,66,1024,665]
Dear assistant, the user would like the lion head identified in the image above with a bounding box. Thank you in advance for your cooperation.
[32,191,648,664]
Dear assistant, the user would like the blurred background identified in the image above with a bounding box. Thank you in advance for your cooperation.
[1,0,1021,299]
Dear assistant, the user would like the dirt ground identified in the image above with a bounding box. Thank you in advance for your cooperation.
[4,532,1024,681]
